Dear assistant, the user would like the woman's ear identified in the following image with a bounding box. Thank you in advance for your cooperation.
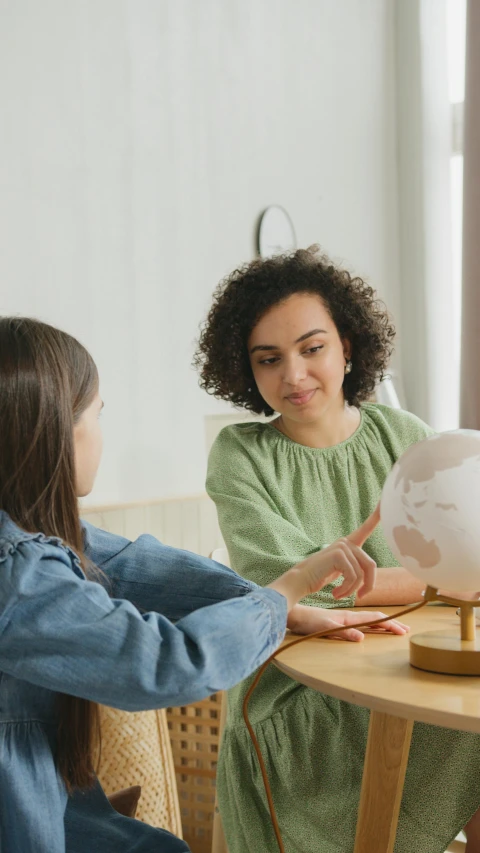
[342,339,352,361]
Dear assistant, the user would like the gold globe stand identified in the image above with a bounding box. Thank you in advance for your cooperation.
[410,586,480,675]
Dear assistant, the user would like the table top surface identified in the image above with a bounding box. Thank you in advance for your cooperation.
[274,604,480,732]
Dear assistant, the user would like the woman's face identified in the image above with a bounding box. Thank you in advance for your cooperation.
[73,390,104,497]
[248,292,350,423]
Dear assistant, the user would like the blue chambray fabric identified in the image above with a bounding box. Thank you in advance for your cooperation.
[0,511,287,852]
[64,780,190,853]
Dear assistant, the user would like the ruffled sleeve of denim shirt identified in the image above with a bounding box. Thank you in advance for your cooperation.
[0,534,286,710]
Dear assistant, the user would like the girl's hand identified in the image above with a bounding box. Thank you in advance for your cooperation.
[301,506,382,599]
[287,604,410,642]
[268,506,381,611]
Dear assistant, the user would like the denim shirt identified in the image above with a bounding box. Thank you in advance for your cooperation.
[0,512,286,853]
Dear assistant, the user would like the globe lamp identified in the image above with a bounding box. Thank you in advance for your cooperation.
[380,429,480,675]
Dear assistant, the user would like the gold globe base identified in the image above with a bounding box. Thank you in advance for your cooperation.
[409,586,480,676]
[410,630,480,676]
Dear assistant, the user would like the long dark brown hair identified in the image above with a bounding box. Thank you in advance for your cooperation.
[0,317,100,791]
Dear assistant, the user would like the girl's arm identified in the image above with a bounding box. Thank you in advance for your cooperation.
[0,521,381,711]
[0,537,286,710]
[83,521,257,620]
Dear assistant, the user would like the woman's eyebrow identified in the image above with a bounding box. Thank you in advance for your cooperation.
[295,328,328,343]
[250,328,328,354]
[250,343,277,354]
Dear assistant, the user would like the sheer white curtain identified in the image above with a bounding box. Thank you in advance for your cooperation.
[394,0,459,431]
[459,0,480,429]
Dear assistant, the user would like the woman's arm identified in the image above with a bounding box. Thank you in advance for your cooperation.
[355,569,476,606]
[355,567,425,605]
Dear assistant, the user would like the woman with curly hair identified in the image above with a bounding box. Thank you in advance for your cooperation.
[195,246,480,853]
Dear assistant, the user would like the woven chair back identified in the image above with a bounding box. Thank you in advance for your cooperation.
[97,706,182,836]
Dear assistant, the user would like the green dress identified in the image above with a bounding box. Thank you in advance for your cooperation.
[206,404,480,853]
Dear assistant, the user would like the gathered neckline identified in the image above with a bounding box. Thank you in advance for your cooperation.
[262,405,368,455]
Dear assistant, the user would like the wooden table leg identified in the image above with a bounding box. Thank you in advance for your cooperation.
[354,711,414,853]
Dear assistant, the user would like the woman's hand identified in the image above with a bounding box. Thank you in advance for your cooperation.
[287,604,410,642]
[268,506,380,612]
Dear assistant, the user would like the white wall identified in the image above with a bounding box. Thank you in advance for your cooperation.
[0,0,400,503]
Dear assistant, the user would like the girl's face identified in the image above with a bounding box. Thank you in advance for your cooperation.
[74,390,104,497]
[248,292,351,423]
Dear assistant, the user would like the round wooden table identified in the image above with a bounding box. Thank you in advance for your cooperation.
[274,604,479,853]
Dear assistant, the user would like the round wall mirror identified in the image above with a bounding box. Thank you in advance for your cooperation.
[256,205,296,258]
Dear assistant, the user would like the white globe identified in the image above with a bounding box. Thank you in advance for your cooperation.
[380,430,480,592]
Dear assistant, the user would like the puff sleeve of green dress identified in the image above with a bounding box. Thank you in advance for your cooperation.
[206,404,480,853]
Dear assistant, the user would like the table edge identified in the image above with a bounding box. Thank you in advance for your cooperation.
[274,658,480,734]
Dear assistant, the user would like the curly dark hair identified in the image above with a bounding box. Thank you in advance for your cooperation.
[194,246,395,415]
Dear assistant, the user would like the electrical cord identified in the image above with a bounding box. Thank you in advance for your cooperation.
[242,597,428,853]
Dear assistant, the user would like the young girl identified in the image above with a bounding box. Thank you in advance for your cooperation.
[196,246,480,853]
[0,315,400,853]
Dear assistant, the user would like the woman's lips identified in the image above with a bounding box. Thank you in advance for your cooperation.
[286,389,317,406]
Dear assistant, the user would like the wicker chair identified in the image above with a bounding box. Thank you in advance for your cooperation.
[97,706,182,836]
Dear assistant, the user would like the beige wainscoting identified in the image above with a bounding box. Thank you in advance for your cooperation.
[82,494,224,557]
